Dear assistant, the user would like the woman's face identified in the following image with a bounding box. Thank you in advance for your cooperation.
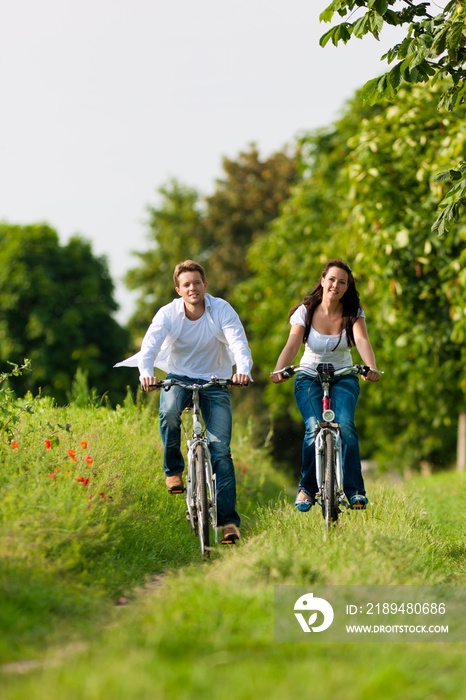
[321,266,349,302]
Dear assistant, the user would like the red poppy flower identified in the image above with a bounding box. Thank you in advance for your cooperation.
[76,476,84,482]
[80,441,87,449]
[48,473,57,480]
[98,492,106,499]
[84,456,93,466]
[44,439,51,449]
[11,441,19,449]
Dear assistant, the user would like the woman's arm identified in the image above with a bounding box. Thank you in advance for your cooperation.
[270,325,305,383]
[353,317,379,382]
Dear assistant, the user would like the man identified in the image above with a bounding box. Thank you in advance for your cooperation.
[115,260,252,543]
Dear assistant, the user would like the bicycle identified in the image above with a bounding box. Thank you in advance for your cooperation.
[154,376,240,556]
[270,363,383,529]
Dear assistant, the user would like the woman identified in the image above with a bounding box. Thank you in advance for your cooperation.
[270,259,380,511]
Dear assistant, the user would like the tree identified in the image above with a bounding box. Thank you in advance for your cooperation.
[125,180,210,338]
[234,81,466,473]
[320,1,466,232]
[125,145,299,332]
[203,144,299,298]
[0,223,130,404]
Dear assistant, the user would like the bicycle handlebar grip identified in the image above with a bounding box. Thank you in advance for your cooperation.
[281,366,295,380]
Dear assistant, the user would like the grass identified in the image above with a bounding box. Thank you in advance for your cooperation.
[1,397,466,698]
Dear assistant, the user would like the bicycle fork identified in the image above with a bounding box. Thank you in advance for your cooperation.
[315,426,345,500]
[186,438,218,542]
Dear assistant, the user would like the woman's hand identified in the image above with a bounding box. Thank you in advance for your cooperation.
[270,372,285,383]
[363,369,380,382]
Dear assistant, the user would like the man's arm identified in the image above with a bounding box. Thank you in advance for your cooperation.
[219,303,253,385]
[138,309,171,387]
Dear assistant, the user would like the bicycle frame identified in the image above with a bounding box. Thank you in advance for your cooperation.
[312,364,345,515]
[155,376,236,554]
[184,384,218,546]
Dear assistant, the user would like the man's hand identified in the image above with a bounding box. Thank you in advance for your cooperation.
[232,373,249,386]
[141,376,160,392]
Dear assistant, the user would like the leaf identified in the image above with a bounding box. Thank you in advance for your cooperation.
[319,23,352,47]
[368,0,388,14]
[353,15,369,39]
[433,169,457,183]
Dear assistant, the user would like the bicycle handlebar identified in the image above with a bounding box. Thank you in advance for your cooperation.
[270,363,383,380]
[150,376,243,391]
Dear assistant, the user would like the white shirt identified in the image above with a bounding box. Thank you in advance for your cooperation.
[114,293,253,381]
[290,304,365,371]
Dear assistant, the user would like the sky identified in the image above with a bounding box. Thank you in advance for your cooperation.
[1,0,410,322]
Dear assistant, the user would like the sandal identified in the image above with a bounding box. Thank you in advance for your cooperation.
[295,490,314,512]
[349,494,368,509]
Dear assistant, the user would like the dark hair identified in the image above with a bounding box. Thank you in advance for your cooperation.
[289,259,362,348]
[173,260,206,287]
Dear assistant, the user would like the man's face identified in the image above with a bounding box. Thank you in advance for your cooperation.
[175,271,207,307]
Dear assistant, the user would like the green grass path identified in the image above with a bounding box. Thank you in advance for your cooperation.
[1,399,465,698]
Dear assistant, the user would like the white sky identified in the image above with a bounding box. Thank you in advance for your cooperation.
[1,0,410,322]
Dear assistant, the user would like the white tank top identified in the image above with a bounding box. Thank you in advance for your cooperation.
[289,304,365,370]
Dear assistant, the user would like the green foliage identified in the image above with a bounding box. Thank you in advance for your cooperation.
[124,180,210,338]
[0,360,32,440]
[234,81,466,472]
[0,224,130,404]
[320,0,466,231]
[204,144,299,299]
[124,145,299,336]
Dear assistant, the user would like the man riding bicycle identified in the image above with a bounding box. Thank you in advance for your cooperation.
[115,260,252,543]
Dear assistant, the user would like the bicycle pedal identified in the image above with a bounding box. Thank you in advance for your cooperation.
[220,538,237,545]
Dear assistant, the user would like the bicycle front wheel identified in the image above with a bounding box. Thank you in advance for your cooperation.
[322,431,338,527]
[194,443,210,555]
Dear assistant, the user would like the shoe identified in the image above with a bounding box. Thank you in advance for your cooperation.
[166,473,185,494]
[220,524,240,544]
[349,494,368,509]
[295,490,314,512]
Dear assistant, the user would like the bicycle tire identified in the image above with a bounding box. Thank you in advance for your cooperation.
[322,431,338,527]
[194,443,210,555]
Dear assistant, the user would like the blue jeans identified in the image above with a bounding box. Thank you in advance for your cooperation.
[159,374,240,527]
[294,372,366,500]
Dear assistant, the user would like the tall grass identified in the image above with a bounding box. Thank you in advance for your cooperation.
[1,397,466,699]
[0,392,283,663]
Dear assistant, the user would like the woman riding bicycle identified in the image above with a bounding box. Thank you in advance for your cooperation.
[270,259,380,512]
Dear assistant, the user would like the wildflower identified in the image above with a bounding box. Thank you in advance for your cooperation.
[68,449,77,462]
[44,439,51,449]
[11,441,19,449]
[98,492,106,499]
[84,455,93,466]
[241,468,247,475]
[80,441,87,449]
[76,476,85,483]
[83,478,89,485]
[48,473,57,480]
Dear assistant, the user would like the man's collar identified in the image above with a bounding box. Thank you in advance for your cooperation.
[175,293,212,315]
